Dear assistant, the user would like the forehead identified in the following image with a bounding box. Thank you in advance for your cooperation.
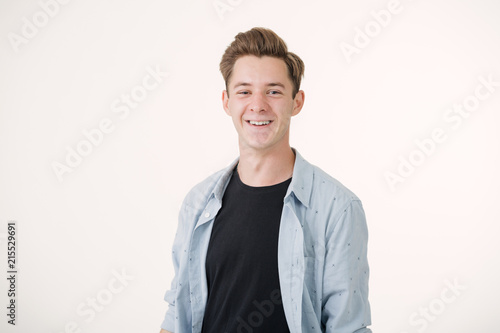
[230,55,291,87]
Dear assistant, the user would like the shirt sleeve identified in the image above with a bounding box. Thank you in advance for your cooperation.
[321,199,372,333]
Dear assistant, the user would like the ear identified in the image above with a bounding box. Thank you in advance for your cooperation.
[292,90,305,116]
[222,90,231,116]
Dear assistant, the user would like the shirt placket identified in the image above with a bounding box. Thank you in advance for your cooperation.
[278,200,305,333]
[188,197,221,333]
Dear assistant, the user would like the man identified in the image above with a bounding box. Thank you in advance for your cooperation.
[160,27,372,333]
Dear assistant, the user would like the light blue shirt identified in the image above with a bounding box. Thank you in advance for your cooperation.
[161,149,372,333]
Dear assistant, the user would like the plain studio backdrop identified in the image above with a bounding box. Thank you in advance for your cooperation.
[1,0,499,332]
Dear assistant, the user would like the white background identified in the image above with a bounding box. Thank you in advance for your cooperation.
[1,0,499,332]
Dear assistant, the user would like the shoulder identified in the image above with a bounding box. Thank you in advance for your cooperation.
[298,156,362,214]
[311,163,360,201]
[300,159,367,244]
[293,153,368,246]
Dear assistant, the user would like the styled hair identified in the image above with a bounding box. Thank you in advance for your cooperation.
[220,27,305,98]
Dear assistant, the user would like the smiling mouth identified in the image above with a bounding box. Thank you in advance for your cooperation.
[247,120,272,126]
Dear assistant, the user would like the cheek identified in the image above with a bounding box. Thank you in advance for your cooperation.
[275,103,294,119]
[228,101,245,117]
[228,107,243,125]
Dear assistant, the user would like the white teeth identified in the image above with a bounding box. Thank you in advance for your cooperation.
[249,121,271,126]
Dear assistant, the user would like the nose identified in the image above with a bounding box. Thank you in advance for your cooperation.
[250,92,267,112]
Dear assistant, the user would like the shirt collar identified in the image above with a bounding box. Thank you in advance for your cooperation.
[211,147,313,208]
[212,157,239,204]
[287,148,313,208]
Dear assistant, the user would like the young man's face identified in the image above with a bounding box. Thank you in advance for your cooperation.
[223,55,304,154]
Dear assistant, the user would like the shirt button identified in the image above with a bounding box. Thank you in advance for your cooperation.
[204,212,210,218]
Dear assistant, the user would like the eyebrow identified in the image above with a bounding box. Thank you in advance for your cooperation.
[232,82,286,89]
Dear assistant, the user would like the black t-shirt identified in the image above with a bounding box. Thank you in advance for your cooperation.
[201,167,292,333]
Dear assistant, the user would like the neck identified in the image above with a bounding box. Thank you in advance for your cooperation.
[237,143,296,187]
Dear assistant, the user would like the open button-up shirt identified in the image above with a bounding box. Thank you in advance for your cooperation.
[161,149,372,333]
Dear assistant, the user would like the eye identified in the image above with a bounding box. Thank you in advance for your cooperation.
[237,90,250,95]
[269,90,282,95]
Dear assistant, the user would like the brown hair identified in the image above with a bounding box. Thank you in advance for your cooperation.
[220,27,305,98]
